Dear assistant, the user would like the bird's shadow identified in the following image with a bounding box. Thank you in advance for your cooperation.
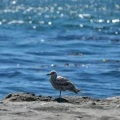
[54,97,69,103]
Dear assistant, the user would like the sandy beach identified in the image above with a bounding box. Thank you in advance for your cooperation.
[0,92,120,120]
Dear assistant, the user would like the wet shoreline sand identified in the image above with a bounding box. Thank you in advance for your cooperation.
[0,92,120,120]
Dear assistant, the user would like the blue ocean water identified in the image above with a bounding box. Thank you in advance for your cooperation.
[0,0,120,99]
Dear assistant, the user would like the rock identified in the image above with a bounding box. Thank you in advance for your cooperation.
[2,92,102,103]
[2,92,39,102]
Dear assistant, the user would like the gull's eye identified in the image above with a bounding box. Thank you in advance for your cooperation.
[51,72,55,75]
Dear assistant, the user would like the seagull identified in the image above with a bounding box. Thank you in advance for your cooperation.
[47,70,81,98]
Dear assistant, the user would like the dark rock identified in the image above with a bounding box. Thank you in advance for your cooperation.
[2,92,120,106]
[2,92,41,102]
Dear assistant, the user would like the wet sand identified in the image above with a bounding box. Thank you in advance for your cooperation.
[0,92,120,120]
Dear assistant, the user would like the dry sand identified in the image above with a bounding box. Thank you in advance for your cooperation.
[0,92,120,120]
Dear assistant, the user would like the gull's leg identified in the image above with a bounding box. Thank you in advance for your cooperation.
[59,90,61,98]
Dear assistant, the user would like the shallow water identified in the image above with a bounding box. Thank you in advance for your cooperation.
[0,0,120,98]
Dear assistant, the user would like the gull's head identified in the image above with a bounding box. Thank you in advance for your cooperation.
[47,70,57,77]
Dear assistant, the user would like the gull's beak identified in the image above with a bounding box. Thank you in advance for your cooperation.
[47,73,51,75]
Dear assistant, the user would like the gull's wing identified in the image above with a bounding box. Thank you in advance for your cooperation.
[55,76,80,93]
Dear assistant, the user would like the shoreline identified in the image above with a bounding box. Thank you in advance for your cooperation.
[0,92,120,120]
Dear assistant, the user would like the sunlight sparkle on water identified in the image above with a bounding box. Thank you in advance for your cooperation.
[0,22,2,25]
[11,0,16,5]
[48,22,52,25]
[112,19,120,23]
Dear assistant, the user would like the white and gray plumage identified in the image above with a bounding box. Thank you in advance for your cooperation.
[47,70,81,98]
